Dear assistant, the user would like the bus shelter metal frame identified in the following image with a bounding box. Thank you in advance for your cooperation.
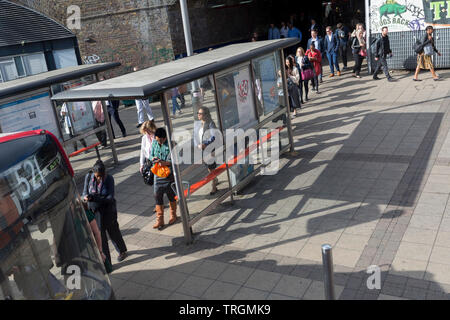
[51,39,300,244]
[0,63,121,165]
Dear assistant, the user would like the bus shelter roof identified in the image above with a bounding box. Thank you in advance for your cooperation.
[0,62,120,100]
[50,38,299,102]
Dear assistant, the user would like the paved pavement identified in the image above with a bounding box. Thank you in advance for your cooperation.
[72,62,450,300]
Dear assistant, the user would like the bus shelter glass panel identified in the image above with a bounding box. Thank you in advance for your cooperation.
[215,64,260,188]
[252,51,283,122]
[52,76,101,154]
[166,77,231,221]
[0,134,111,300]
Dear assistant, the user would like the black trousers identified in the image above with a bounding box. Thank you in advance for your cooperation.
[311,75,319,91]
[95,120,108,147]
[154,182,176,205]
[108,108,126,139]
[96,207,127,265]
[373,55,390,78]
[353,53,364,76]
[302,80,309,100]
[339,45,348,67]
[69,132,87,152]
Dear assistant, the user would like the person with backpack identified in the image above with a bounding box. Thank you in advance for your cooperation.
[324,26,341,77]
[413,26,442,81]
[351,23,367,79]
[335,23,351,70]
[82,160,128,270]
[373,27,394,82]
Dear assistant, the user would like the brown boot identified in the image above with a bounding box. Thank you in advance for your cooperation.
[169,201,178,225]
[153,205,165,229]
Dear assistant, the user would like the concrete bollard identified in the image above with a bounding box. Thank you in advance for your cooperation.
[322,244,336,300]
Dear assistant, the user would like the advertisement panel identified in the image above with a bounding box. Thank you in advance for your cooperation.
[370,0,450,32]
[0,92,61,140]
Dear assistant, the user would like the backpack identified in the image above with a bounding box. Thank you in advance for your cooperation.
[414,39,425,54]
[370,37,379,55]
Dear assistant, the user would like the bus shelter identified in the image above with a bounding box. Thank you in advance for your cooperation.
[51,39,300,244]
[0,62,121,165]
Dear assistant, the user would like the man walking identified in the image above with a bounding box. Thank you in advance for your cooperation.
[335,23,351,70]
[268,23,281,40]
[99,76,127,139]
[373,27,394,82]
[107,100,127,138]
[307,29,324,83]
[324,26,341,77]
[133,66,155,128]
[287,22,302,55]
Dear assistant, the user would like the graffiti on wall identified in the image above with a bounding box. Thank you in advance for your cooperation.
[371,0,449,32]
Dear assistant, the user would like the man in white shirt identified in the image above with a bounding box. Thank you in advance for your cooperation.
[133,66,155,128]
[280,22,289,38]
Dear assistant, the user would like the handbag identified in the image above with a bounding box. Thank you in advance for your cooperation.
[359,48,367,57]
[301,68,314,81]
[142,159,154,186]
[424,44,433,56]
[151,162,171,178]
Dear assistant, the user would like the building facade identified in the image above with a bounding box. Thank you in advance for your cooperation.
[8,0,274,77]
[0,0,81,82]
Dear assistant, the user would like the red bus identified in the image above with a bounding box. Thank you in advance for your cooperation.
[0,130,113,300]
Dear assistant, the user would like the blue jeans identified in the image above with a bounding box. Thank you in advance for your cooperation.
[326,51,340,74]
[172,96,181,115]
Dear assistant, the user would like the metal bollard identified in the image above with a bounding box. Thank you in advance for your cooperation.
[321,244,336,300]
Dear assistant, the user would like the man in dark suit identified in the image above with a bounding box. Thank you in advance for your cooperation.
[323,26,341,77]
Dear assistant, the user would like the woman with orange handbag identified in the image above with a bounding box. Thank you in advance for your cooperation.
[150,128,178,229]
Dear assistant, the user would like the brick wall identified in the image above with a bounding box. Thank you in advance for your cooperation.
[11,0,177,77]
[9,0,271,77]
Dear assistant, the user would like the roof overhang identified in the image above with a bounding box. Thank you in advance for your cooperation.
[51,39,299,102]
[0,62,121,100]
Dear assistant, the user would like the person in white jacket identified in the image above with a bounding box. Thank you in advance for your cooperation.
[139,120,157,174]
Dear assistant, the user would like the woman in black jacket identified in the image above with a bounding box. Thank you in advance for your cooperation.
[82,160,128,269]
[413,26,442,81]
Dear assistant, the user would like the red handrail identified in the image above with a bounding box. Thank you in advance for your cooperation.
[69,142,101,158]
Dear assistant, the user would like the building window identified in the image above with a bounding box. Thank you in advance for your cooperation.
[0,52,48,83]
[0,58,18,82]
[53,48,78,69]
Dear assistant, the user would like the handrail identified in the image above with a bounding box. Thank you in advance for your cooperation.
[69,142,101,158]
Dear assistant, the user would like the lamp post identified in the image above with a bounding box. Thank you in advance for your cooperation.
[179,0,202,114]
